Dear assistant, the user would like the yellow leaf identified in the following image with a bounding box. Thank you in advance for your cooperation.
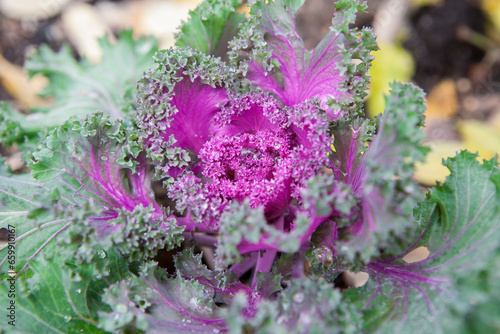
[367,42,415,118]
[457,120,500,160]
[410,0,444,7]
[414,141,465,186]
[425,79,458,121]
[481,0,500,32]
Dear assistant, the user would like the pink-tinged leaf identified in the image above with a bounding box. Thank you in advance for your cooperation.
[30,114,161,220]
[230,0,376,120]
[247,0,345,109]
[329,83,428,263]
[101,265,228,333]
[102,250,267,333]
[211,92,286,138]
[28,114,184,261]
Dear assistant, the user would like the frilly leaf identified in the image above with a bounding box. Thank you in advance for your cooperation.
[136,47,233,183]
[225,277,362,334]
[229,0,376,120]
[175,0,246,60]
[27,113,181,263]
[334,82,429,265]
[100,261,228,333]
[0,31,157,156]
[343,151,500,333]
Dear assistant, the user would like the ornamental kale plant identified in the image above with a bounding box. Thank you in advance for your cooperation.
[1,0,499,333]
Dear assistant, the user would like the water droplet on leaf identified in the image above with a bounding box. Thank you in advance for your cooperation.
[97,249,107,259]
[293,292,304,304]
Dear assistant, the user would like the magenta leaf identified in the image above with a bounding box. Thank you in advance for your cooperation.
[136,47,232,181]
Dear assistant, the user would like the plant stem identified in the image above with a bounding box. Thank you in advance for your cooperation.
[251,215,284,289]
[182,232,218,248]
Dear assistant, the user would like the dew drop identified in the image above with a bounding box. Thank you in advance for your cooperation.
[116,303,127,313]
[213,329,220,333]
[293,292,304,304]
[75,289,82,294]
[64,315,72,323]
[97,249,107,259]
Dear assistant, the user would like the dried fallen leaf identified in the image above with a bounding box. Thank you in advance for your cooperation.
[402,246,430,264]
[5,151,24,171]
[410,0,444,7]
[130,0,203,49]
[0,0,69,20]
[0,53,49,108]
[481,0,500,33]
[61,2,114,64]
[489,110,500,132]
[425,79,458,121]
[342,270,369,288]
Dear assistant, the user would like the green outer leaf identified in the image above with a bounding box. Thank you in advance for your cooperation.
[0,168,75,275]
[0,103,25,146]
[0,31,157,152]
[343,151,500,333]
[0,249,131,333]
[175,0,246,60]
[99,261,227,334]
[225,277,362,334]
[420,151,500,272]
[443,245,500,333]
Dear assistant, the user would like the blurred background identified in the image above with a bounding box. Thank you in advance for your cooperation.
[0,0,499,185]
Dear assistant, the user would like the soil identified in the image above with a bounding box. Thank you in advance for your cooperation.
[404,0,486,93]
[0,0,495,102]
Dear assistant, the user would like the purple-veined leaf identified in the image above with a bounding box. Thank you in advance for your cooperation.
[329,83,429,264]
[230,0,376,120]
[30,114,161,218]
[343,151,500,333]
[0,165,75,276]
[225,277,362,334]
[100,253,233,334]
[27,113,183,263]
